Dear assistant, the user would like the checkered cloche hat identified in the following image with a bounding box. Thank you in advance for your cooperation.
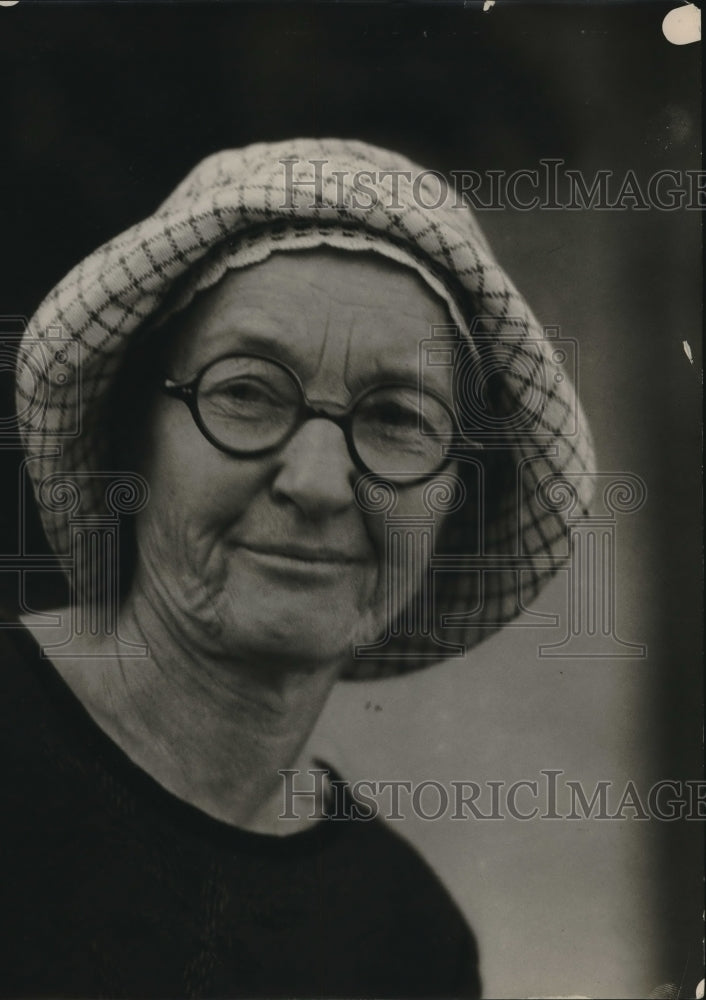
[16,138,595,679]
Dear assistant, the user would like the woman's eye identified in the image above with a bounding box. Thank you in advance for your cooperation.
[384,405,418,427]
[369,402,421,433]
[224,381,267,401]
[210,380,275,405]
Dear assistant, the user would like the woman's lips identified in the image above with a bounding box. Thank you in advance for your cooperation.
[235,542,372,566]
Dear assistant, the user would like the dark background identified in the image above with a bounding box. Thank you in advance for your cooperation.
[0,3,702,997]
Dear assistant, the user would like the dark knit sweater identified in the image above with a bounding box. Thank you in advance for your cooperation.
[0,618,481,999]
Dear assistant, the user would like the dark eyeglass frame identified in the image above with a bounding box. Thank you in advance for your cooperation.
[161,352,462,484]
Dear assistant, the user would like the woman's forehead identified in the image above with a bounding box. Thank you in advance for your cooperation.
[169,249,455,392]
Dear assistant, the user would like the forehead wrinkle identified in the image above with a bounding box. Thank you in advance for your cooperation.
[173,251,456,399]
[170,306,300,377]
[305,301,357,401]
[344,308,455,400]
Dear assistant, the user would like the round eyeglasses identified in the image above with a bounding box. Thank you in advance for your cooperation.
[161,353,459,483]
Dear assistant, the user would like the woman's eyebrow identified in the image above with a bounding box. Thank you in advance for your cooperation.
[196,328,305,371]
[351,356,452,396]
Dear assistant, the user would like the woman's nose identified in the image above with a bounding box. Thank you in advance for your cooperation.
[271,418,358,517]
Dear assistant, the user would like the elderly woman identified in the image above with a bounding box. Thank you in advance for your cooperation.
[3,139,593,998]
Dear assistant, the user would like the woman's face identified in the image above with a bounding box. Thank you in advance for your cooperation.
[134,249,457,666]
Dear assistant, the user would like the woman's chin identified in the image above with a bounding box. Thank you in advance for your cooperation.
[223,625,355,668]
[207,594,380,668]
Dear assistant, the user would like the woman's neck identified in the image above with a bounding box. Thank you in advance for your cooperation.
[22,594,341,833]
